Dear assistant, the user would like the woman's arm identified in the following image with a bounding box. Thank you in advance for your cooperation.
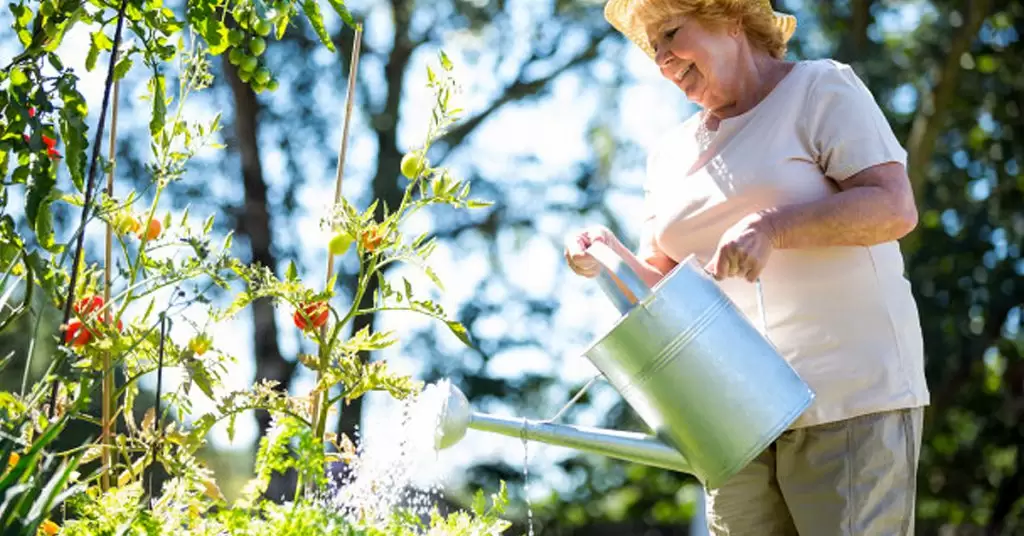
[760,161,918,250]
[607,220,678,290]
[707,162,917,281]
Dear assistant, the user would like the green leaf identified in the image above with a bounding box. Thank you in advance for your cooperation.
[46,52,64,71]
[25,165,56,233]
[439,50,453,71]
[85,41,99,72]
[203,16,229,55]
[203,214,215,234]
[285,261,298,281]
[325,0,356,29]
[92,29,113,51]
[33,194,60,253]
[58,79,89,192]
[9,67,27,86]
[301,0,335,52]
[150,74,167,138]
[472,488,487,516]
[341,326,397,353]
[275,12,291,40]
[113,55,133,80]
[446,320,473,348]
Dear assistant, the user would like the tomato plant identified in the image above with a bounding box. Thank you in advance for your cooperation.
[0,0,506,533]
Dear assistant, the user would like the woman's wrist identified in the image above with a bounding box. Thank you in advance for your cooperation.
[754,208,785,249]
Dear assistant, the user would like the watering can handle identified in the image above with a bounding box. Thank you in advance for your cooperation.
[587,241,653,315]
[589,241,771,336]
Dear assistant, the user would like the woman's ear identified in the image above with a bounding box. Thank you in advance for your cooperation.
[727,20,742,37]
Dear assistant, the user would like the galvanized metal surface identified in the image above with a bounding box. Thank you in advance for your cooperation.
[433,242,814,492]
[585,242,814,488]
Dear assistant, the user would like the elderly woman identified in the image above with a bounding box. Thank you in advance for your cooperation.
[564,0,930,534]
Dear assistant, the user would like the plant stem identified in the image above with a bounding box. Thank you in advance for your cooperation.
[147,313,168,502]
[100,71,122,493]
[49,0,130,419]
[310,25,363,471]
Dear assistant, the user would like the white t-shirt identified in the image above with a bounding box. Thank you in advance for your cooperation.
[643,59,930,428]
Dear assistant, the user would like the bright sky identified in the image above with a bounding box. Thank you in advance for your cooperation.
[2,0,929,509]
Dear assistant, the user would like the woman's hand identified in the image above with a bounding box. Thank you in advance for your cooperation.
[563,225,619,278]
[706,212,779,282]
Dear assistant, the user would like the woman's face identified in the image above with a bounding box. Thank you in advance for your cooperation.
[646,15,744,111]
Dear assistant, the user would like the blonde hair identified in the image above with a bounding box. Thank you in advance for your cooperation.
[627,0,788,59]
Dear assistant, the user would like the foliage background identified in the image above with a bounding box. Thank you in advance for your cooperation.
[1,0,1022,534]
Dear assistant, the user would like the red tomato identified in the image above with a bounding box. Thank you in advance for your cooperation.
[73,295,104,316]
[64,320,91,347]
[293,301,329,331]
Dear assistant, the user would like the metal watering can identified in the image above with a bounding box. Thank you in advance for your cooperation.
[435,242,814,488]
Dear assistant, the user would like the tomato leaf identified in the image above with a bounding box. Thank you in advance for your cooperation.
[58,77,89,192]
[446,320,474,348]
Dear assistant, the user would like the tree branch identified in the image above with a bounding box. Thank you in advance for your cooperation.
[906,0,992,201]
[433,29,615,165]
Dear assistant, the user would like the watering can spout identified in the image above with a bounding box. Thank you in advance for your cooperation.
[435,382,694,475]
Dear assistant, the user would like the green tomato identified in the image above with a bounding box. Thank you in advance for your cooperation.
[238,69,253,83]
[328,232,354,256]
[241,56,259,73]
[233,6,249,28]
[400,152,429,179]
[249,37,267,56]
[228,47,245,65]
[228,29,245,46]
[267,79,280,91]
[255,68,271,85]
[255,20,273,37]
[40,1,54,17]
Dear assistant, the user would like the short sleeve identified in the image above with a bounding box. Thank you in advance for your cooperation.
[804,61,907,181]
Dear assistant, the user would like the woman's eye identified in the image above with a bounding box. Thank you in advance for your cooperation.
[664,27,678,40]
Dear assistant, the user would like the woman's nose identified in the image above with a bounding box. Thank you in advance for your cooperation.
[654,46,673,69]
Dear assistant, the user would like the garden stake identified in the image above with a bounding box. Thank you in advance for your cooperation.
[311,25,363,451]
[100,73,121,493]
[147,313,168,503]
[48,0,130,419]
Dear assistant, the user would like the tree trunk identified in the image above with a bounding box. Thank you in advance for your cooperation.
[224,57,297,500]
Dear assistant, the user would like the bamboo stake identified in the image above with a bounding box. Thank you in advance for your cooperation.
[100,76,121,492]
[48,0,129,419]
[311,26,363,441]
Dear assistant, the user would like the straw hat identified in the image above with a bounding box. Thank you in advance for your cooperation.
[604,0,798,59]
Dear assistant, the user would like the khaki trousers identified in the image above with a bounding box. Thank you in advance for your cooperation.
[704,407,924,536]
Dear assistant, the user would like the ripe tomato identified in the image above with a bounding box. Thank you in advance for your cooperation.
[138,218,162,241]
[64,320,91,347]
[293,301,329,331]
[73,295,104,316]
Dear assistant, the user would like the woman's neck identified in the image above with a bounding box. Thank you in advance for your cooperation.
[706,53,793,125]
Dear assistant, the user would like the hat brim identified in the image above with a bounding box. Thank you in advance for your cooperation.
[604,0,797,59]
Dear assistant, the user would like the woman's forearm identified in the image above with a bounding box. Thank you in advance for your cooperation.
[608,240,671,289]
[760,183,918,250]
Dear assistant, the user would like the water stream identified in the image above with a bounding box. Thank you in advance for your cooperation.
[326,380,450,528]
[325,379,539,534]
[521,419,535,536]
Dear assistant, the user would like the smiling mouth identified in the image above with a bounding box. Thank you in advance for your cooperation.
[674,64,693,82]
